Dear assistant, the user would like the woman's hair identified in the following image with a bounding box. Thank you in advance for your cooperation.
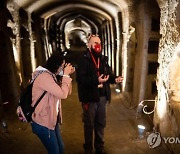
[44,52,65,73]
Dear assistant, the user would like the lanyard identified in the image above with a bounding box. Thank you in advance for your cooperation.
[89,51,100,76]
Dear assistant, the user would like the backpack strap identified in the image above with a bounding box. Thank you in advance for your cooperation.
[33,91,47,109]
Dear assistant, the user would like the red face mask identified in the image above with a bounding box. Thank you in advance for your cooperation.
[93,44,102,53]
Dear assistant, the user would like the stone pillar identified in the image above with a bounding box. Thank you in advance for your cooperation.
[133,0,151,105]
[0,0,20,103]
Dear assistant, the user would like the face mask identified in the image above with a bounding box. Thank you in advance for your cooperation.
[91,48,101,58]
[93,44,102,53]
[58,67,64,76]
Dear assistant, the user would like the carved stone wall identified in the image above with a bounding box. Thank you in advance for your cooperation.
[154,0,180,152]
[132,0,160,106]
[0,0,20,103]
[7,1,43,87]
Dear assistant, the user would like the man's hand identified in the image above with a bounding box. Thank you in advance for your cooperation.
[115,76,123,83]
[98,74,109,83]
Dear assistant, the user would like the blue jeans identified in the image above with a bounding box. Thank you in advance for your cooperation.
[31,121,64,154]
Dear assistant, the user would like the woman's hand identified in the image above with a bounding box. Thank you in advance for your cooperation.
[63,63,75,76]
[70,66,75,75]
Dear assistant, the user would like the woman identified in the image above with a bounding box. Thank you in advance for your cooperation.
[31,53,74,154]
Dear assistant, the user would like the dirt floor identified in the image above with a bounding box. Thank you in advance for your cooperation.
[0,79,173,154]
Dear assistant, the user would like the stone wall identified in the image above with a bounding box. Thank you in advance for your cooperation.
[7,1,45,87]
[0,0,44,105]
[0,0,20,103]
[154,0,180,152]
[132,0,160,106]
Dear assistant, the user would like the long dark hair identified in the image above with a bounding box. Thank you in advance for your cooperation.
[44,52,64,74]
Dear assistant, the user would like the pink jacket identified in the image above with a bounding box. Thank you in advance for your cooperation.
[31,71,72,130]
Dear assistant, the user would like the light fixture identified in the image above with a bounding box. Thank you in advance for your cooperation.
[138,124,145,130]
[137,124,146,138]
[115,84,121,93]
[115,88,121,93]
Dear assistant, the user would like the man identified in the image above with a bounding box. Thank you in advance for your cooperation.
[76,34,123,154]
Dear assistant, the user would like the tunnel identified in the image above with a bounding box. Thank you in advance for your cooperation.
[0,0,180,153]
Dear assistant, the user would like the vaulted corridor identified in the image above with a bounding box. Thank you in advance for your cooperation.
[0,0,180,153]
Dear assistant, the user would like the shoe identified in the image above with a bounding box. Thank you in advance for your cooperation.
[95,149,107,154]
[84,150,92,154]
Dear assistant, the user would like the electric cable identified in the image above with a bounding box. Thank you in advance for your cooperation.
[118,92,138,110]
[137,100,173,153]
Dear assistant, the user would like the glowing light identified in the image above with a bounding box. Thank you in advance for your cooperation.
[115,84,121,93]
[115,88,121,93]
[12,40,23,84]
[63,51,67,56]
[12,42,19,63]
[175,43,180,54]
[138,125,145,130]
[18,72,22,85]
[157,86,167,119]
[30,42,36,72]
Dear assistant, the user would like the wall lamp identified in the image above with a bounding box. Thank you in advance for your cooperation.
[115,83,121,93]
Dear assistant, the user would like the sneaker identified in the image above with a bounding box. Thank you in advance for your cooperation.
[95,149,107,154]
[84,150,92,154]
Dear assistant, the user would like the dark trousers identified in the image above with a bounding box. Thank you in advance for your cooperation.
[31,121,64,154]
[82,96,107,152]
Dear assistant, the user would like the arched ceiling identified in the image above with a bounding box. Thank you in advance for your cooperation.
[13,0,129,19]
[10,0,137,86]
[13,0,133,37]
[48,7,109,28]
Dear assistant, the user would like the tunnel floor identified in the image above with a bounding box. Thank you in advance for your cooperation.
[0,78,171,154]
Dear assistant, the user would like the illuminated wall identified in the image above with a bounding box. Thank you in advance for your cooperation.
[154,0,180,151]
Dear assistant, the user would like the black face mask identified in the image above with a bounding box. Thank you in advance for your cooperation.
[91,47,101,58]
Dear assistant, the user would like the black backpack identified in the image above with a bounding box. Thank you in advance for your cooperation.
[16,71,47,122]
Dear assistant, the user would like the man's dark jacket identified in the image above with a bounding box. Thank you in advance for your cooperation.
[76,50,116,103]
